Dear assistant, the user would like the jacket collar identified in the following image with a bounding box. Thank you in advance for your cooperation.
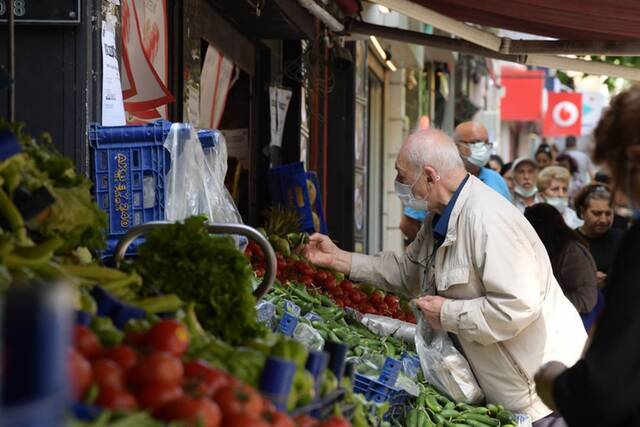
[440,174,478,247]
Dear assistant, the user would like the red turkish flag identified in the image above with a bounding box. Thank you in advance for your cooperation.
[543,92,582,136]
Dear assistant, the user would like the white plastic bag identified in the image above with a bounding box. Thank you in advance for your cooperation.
[164,123,244,243]
[415,326,484,404]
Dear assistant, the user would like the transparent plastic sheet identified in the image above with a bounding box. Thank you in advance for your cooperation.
[360,314,417,346]
[414,327,484,404]
[164,124,245,247]
[256,300,277,330]
[292,322,325,352]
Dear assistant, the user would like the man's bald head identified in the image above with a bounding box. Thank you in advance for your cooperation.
[454,121,489,143]
[397,128,464,176]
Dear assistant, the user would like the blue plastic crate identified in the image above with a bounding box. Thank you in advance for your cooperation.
[89,120,172,256]
[268,162,328,234]
[353,373,404,404]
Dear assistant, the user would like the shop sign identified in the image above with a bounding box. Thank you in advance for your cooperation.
[0,1,81,24]
[543,92,582,137]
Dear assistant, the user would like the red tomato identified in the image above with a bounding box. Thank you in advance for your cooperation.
[263,410,295,427]
[314,270,329,284]
[318,416,352,427]
[395,312,406,322]
[370,291,385,305]
[129,352,184,387]
[68,348,92,400]
[294,414,319,427]
[349,290,363,304]
[333,298,345,308]
[183,360,230,397]
[330,287,344,298]
[340,280,354,293]
[361,303,375,314]
[376,302,389,313]
[406,313,417,324]
[96,385,138,410]
[384,294,400,309]
[137,381,183,411]
[324,276,338,292]
[92,359,125,389]
[255,267,266,278]
[147,320,190,356]
[158,396,222,427]
[123,330,148,348]
[223,413,269,427]
[101,345,138,372]
[74,325,102,360]
[213,384,264,418]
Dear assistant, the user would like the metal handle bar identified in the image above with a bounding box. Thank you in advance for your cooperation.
[113,221,277,300]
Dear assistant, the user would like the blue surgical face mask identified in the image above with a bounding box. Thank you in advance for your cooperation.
[395,171,429,210]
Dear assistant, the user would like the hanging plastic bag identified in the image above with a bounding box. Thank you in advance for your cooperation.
[415,321,484,404]
[164,123,244,246]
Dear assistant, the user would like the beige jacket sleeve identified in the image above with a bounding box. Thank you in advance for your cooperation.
[440,218,544,346]
[349,224,429,299]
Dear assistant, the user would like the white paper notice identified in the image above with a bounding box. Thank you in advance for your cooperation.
[101,21,126,126]
[269,86,292,147]
[222,129,250,168]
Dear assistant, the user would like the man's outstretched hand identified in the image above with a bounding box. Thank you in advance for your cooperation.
[302,233,352,274]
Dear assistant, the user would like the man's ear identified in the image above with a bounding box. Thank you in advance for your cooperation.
[423,166,438,183]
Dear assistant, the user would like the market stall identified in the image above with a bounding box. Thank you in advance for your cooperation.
[0,121,522,427]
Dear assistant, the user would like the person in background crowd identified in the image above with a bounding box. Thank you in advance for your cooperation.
[563,135,595,185]
[512,157,542,212]
[304,128,586,425]
[537,166,583,229]
[488,154,504,173]
[555,153,586,200]
[574,183,625,289]
[535,86,640,427]
[611,189,634,231]
[535,144,554,170]
[453,121,511,201]
[400,207,426,246]
[500,162,515,193]
[524,204,597,315]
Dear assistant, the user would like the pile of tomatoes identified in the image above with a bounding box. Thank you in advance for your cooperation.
[69,319,351,427]
[246,243,416,324]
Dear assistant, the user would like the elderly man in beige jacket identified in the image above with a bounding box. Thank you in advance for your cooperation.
[304,129,586,425]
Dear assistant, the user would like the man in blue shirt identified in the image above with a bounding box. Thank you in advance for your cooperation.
[453,121,511,202]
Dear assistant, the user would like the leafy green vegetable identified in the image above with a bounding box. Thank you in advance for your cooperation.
[135,216,264,345]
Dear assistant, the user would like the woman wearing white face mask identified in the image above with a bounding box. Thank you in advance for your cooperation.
[537,166,584,229]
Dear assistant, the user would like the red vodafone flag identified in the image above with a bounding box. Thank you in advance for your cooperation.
[543,92,582,136]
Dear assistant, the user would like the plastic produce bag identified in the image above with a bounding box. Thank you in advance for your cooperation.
[292,322,324,351]
[415,327,484,404]
[256,300,277,330]
[360,314,417,345]
[164,123,244,245]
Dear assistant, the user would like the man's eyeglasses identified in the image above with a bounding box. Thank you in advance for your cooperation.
[456,139,493,148]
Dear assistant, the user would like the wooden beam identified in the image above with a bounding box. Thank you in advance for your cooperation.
[502,39,640,56]
[348,20,523,62]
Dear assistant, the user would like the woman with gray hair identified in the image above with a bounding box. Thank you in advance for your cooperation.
[537,166,583,229]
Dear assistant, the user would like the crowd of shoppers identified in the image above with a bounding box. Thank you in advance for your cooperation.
[357,87,639,426]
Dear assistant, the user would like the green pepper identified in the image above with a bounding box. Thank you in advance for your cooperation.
[406,408,421,427]
[270,337,308,368]
[0,187,28,244]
